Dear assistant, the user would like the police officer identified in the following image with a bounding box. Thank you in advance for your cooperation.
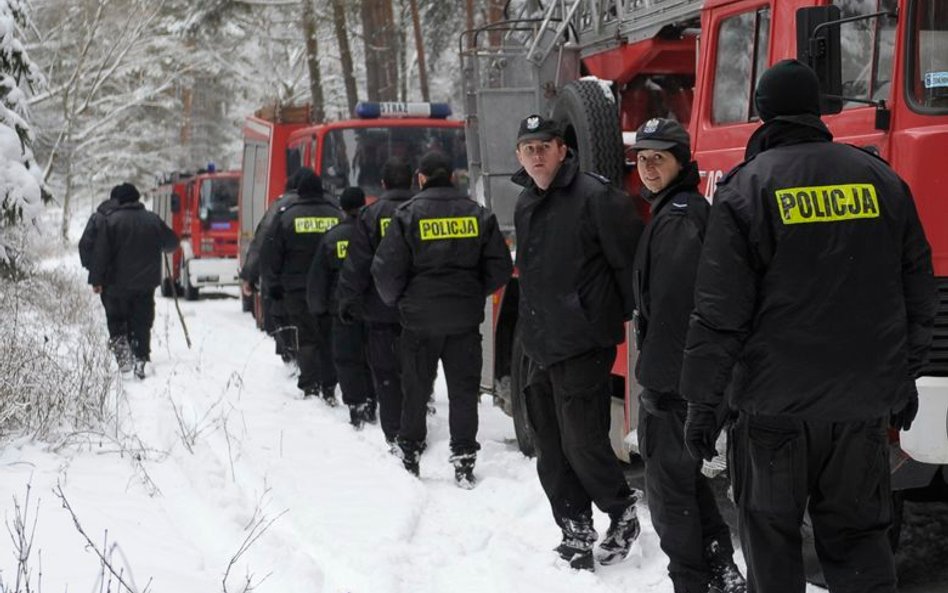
[88,182,179,378]
[240,171,301,363]
[372,151,512,487]
[80,186,122,360]
[337,158,416,447]
[680,60,936,593]
[263,167,342,402]
[307,187,377,429]
[512,114,643,570]
[630,118,745,593]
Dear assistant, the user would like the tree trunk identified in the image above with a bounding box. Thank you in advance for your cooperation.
[60,135,74,243]
[361,0,398,101]
[331,0,359,115]
[408,0,428,101]
[302,0,325,121]
[488,0,505,46]
[466,0,475,49]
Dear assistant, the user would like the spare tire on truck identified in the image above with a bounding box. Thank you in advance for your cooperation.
[551,79,625,184]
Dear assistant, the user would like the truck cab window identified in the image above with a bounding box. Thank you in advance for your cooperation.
[910,0,948,112]
[712,7,771,124]
[836,0,897,108]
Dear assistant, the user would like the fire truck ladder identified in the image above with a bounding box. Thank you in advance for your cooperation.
[526,0,705,65]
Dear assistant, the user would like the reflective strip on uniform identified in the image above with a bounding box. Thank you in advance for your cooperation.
[774,184,880,225]
[336,240,349,259]
[380,218,391,237]
[418,217,479,240]
[294,217,339,233]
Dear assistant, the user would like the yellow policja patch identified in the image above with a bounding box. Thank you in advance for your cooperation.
[336,240,349,259]
[775,183,879,224]
[295,217,339,233]
[419,217,479,240]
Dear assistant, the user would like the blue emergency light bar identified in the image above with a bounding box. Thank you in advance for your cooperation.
[354,101,452,119]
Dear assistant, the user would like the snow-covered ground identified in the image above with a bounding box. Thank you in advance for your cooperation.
[0,264,830,592]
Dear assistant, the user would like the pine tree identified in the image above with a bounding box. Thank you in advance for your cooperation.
[0,0,47,260]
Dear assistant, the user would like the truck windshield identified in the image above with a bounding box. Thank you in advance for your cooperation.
[201,177,239,223]
[320,126,467,196]
[910,0,948,112]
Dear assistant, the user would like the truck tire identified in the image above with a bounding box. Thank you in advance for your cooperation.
[551,79,624,184]
[509,322,536,458]
[182,263,199,301]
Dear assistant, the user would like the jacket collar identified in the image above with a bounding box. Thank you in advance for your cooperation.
[116,201,145,211]
[413,186,466,201]
[380,188,414,201]
[744,114,833,160]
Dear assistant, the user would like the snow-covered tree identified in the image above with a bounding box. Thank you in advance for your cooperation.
[0,0,47,262]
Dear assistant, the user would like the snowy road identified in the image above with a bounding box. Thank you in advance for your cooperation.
[1,284,939,591]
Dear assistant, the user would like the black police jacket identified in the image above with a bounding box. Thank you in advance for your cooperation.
[239,190,298,284]
[512,152,644,367]
[337,188,414,323]
[89,202,179,291]
[306,216,355,315]
[263,192,342,293]
[79,198,119,273]
[680,116,936,421]
[632,163,709,396]
[371,183,513,333]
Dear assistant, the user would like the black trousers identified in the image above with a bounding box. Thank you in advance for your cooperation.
[366,322,402,441]
[331,317,375,407]
[284,292,335,392]
[101,289,155,360]
[263,293,292,356]
[399,327,481,454]
[639,393,733,593]
[524,346,634,524]
[731,413,896,593]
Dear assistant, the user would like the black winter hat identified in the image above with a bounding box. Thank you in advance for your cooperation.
[114,182,140,204]
[755,59,822,122]
[418,151,453,178]
[340,187,366,211]
[516,114,562,145]
[295,167,323,196]
[631,118,691,164]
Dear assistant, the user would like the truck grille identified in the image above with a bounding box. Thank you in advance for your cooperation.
[923,277,948,377]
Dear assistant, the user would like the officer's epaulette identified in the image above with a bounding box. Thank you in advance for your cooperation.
[847,143,891,165]
[583,171,612,185]
[394,200,413,211]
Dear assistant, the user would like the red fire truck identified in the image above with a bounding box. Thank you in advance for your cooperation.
[238,101,467,319]
[152,167,241,300]
[465,0,948,558]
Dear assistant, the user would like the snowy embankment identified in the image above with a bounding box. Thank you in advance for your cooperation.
[0,259,775,592]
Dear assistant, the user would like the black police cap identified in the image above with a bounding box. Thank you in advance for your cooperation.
[516,114,562,145]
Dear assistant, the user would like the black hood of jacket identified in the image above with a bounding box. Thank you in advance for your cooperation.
[744,114,833,160]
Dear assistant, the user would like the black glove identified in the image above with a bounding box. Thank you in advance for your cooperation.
[338,301,357,325]
[268,285,284,301]
[890,381,919,431]
[684,402,719,461]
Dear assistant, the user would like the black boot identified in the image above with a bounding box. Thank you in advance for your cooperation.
[364,399,378,424]
[557,512,598,571]
[596,499,641,565]
[133,358,147,380]
[320,384,338,407]
[348,404,366,430]
[705,539,746,593]
[303,387,318,399]
[450,452,477,489]
[109,336,133,373]
[397,438,423,476]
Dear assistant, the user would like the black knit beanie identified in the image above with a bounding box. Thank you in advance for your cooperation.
[114,182,140,204]
[754,59,822,122]
[339,187,366,211]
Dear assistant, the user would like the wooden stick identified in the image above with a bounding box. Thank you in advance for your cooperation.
[164,253,192,349]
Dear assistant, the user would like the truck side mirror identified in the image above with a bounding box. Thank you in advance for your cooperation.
[796,6,844,115]
[199,206,209,222]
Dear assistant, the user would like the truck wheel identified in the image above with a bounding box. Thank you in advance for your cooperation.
[552,79,624,184]
[510,322,536,458]
[160,277,174,298]
[182,265,199,301]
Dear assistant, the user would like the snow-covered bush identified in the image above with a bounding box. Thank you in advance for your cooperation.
[0,262,114,440]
